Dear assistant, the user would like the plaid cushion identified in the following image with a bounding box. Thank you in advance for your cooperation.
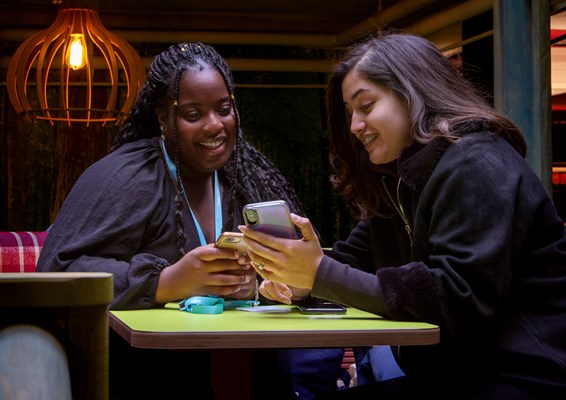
[0,231,48,273]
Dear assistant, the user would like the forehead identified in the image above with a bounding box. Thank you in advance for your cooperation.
[177,67,228,98]
[342,70,385,102]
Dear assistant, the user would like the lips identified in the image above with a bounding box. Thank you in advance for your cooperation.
[200,138,224,149]
[362,134,377,146]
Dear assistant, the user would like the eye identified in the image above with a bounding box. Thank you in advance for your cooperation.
[218,104,232,116]
[360,101,374,113]
[183,110,201,122]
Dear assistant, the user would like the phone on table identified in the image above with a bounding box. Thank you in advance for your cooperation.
[215,232,248,253]
[297,301,347,315]
[242,200,299,239]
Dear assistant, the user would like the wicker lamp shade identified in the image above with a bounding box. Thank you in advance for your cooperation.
[6,5,145,126]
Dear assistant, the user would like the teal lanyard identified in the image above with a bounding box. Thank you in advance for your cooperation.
[160,138,222,245]
[178,296,260,314]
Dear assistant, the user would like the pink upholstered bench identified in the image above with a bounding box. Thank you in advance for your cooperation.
[0,231,48,273]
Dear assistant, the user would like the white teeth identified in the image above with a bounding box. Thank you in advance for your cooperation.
[200,139,223,148]
[363,135,376,145]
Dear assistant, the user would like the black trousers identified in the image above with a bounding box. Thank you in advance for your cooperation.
[320,375,565,400]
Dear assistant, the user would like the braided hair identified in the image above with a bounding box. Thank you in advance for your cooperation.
[113,43,303,255]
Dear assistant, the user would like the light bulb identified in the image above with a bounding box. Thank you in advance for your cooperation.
[65,33,87,70]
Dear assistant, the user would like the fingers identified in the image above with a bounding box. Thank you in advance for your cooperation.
[267,235,277,249]
[260,280,293,304]
[238,214,316,252]
[248,252,277,276]
[249,255,268,276]
[210,271,253,286]
[238,225,278,248]
[189,245,251,272]
[237,253,251,265]
[203,270,254,297]
[257,258,266,271]
[225,275,257,300]
[197,243,243,262]
[289,213,318,243]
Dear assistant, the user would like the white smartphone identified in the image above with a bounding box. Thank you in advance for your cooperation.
[215,232,248,253]
[242,200,299,239]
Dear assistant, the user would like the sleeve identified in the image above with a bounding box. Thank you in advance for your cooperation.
[312,254,389,317]
[378,136,552,337]
[37,144,177,310]
[324,219,374,272]
[312,220,392,316]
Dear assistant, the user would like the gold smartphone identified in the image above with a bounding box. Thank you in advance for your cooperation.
[215,231,248,253]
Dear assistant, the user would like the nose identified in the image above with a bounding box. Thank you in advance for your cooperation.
[203,113,223,134]
[350,113,365,137]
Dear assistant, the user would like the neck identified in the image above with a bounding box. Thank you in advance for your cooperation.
[160,137,223,244]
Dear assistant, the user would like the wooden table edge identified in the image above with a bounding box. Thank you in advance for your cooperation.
[108,313,439,350]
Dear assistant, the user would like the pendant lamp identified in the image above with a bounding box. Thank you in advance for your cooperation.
[6,2,145,126]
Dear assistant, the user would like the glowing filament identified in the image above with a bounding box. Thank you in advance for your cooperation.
[66,34,87,70]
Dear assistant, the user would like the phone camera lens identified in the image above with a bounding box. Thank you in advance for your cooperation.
[245,209,258,226]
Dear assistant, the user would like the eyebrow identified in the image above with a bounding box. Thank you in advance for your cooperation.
[178,96,231,108]
[346,88,370,103]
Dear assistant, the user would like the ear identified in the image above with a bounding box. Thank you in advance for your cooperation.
[156,108,168,128]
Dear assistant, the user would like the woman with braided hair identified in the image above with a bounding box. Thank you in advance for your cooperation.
[37,42,329,399]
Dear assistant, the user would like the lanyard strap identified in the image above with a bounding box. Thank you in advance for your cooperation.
[179,296,260,314]
[179,296,225,314]
[160,138,222,245]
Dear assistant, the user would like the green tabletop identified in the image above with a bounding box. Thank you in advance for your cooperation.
[110,303,440,350]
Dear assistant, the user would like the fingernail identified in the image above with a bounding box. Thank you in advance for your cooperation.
[243,276,251,284]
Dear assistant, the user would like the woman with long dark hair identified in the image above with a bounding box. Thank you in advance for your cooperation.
[241,32,566,399]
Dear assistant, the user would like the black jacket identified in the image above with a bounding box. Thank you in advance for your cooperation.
[37,138,240,309]
[313,132,566,394]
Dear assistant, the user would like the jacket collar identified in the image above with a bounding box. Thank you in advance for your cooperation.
[397,136,453,192]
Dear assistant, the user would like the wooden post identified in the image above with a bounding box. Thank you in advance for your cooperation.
[493,0,552,190]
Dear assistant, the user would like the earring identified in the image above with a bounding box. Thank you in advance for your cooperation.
[160,125,165,140]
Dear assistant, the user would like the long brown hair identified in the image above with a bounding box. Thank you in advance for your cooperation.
[326,32,526,218]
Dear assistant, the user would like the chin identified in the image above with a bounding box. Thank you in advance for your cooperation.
[369,150,398,165]
[370,156,389,165]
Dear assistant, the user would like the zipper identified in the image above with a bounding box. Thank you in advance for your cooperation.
[382,176,413,246]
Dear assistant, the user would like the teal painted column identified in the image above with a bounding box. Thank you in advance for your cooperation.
[493,0,551,190]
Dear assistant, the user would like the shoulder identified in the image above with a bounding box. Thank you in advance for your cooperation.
[82,138,164,184]
[68,138,169,203]
[426,132,540,201]
[440,132,527,176]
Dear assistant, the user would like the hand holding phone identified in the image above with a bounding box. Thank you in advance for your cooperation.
[242,200,299,239]
[215,232,248,253]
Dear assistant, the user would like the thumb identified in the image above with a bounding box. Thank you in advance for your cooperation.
[290,213,318,242]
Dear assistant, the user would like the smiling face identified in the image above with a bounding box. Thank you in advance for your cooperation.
[342,69,411,165]
[158,67,237,179]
